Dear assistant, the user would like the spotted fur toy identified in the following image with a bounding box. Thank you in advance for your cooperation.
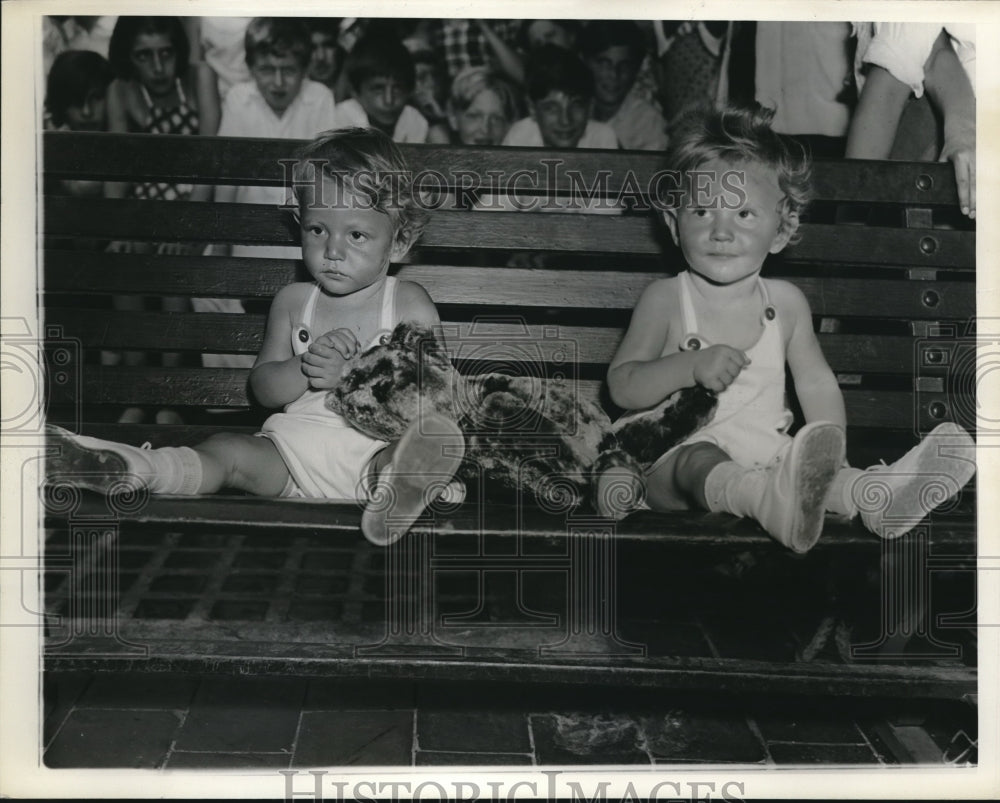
[328,322,718,514]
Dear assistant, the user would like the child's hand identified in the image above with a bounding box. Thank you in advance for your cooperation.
[692,345,750,392]
[301,328,360,389]
[940,121,975,218]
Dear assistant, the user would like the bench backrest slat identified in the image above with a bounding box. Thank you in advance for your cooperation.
[45,131,964,205]
[45,196,975,268]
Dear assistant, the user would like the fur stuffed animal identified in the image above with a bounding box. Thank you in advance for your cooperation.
[328,322,718,515]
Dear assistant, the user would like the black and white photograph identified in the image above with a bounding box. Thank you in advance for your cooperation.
[1,0,996,798]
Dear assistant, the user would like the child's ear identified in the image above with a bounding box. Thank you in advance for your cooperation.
[389,229,415,263]
[769,212,799,254]
[662,208,680,246]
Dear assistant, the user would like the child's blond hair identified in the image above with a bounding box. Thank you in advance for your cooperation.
[668,105,812,237]
[291,127,429,249]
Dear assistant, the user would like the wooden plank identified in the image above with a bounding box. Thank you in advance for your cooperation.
[47,308,922,373]
[45,251,975,316]
[49,366,953,429]
[44,196,975,268]
[43,641,977,698]
[42,493,974,549]
[44,131,965,205]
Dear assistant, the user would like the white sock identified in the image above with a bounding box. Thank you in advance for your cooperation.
[825,467,864,517]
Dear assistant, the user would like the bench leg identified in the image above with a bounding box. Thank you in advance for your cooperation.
[849,526,962,660]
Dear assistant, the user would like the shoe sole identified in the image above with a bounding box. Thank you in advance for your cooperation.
[46,425,132,495]
[861,422,976,539]
[361,414,465,546]
[786,423,846,553]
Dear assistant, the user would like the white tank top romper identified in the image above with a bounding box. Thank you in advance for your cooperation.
[260,277,398,499]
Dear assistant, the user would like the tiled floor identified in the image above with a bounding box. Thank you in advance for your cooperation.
[43,672,970,769]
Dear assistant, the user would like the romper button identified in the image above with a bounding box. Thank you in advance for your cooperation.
[686,337,701,350]
[765,306,776,320]
[297,329,310,343]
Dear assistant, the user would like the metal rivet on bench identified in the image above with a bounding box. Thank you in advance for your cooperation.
[929,401,948,419]
[686,337,701,350]
[919,236,938,255]
[922,289,940,308]
[764,306,776,320]
[916,173,934,191]
[297,328,310,343]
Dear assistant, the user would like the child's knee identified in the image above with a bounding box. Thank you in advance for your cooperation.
[673,441,729,479]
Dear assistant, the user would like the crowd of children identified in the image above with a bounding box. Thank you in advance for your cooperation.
[44,17,978,551]
[44,17,975,203]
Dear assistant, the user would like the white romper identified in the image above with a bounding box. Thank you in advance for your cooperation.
[644,270,795,471]
[259,277,398,499]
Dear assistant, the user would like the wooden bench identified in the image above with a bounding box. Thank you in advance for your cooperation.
[41,131,977,700]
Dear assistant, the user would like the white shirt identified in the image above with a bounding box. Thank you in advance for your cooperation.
[607,93,669,151]
[855,22,976,98]
[755,22,853,137]
[334,98,429,144]
[201,17,252,100]
[219,79,339,207]
[501,117,619,149]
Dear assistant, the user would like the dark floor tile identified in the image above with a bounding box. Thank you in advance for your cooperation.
[164,550,220,569]
[221,573,279,594]
[176,532,232,548]
[174,677,306,753]
[77,672,199,709]
[531,713,650,766]
[416,751,532,766]
[295,574,349,595]
[148,574,209,593]
[233,551,289,570]
[293,710,413,766]
[768,742,882,765]
[418,710,530,753]
[209,599,270,621]
[118,549,156,569]
[753,709,865,744]
[166,751,291,769]
[43,672,92,747]
[640,710,766,764]
[133,598,196,619]
[45,708,182,768]
[301,551,355,571]
[286,600,344,621]
[304,679,415,710]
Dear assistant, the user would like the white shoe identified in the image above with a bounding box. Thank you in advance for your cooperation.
[708,422,845,553]
[46,424,141,494]
[855,422,976,539]
[361,413,465,546]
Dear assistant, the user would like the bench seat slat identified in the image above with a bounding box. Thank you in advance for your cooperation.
[45,196,975,267]
[45,252,974,316]
[52,367,952,429]
[47,309,924,374]
[44,131,964,205]
[43,492,974,549]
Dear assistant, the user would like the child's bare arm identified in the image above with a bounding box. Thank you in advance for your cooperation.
[397,281,442,329]
[608,280,747,408]
[778,281,847,428]
[250,285,310,408]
